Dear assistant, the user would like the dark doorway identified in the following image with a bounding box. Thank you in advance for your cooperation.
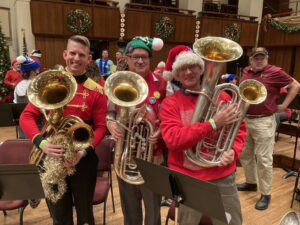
[90,40,109,60]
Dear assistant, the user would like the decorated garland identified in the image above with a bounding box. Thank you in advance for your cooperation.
[267,18,300,33]
[155,17,175,40]
[67,9,92,34]
[224,23,241,43]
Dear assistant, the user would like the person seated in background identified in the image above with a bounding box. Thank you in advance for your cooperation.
[13,56,40,104]
[14,55,41,140]
[4,59,23,102]
[221,73,237,85]
[153,61,165,77]
[115,49,128,71]
[30,49,43,70]
[275,87,292,130]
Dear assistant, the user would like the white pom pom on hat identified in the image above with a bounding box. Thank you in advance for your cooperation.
[152,38,164,51]
[16,55,27,64]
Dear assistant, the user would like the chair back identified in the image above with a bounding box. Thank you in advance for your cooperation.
[94,136,115,172]
[0,140,33,164]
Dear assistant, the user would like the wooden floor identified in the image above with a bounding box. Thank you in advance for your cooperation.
[1,126,300,225]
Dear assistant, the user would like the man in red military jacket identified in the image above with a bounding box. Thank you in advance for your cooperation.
[20,35,107,225]
[160,46,247,225]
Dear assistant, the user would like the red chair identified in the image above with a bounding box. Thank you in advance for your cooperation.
[165,201,213,225]
[0,139,34,225]
[93,136,116,224]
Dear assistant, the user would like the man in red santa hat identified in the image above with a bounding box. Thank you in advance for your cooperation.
[160,45,247,225]
[4,59,23,102]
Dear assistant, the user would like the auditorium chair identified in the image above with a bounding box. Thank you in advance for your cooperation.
[93,136,116,224]
[0,139,34,225]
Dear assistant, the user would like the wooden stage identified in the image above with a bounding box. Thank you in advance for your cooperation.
[0,126,300,225]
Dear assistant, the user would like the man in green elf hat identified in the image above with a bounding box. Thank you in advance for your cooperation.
[107,36,168,225]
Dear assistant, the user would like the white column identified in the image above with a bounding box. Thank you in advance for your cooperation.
[15,0,35,56]
[238,0,263,23]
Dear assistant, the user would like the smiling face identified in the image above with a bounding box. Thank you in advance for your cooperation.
[176,64,203,91]
[63,40,92,76]
[126,48,150,78]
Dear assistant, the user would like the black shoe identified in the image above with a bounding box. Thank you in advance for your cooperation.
[237,183,257,192]
[255,195,271,210]
[160,199,172,207]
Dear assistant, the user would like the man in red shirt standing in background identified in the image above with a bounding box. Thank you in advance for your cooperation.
[4,59,23,102]
[237,47,300,210]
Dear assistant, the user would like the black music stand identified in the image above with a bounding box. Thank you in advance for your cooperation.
[0,164,44,200]
[10,103,27,139]
[135,159,231,224]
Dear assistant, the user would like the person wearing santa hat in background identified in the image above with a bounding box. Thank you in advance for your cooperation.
[160,45,247,225]
[4,59,23,102]
[30,49,44,70]
[107,36,167,225]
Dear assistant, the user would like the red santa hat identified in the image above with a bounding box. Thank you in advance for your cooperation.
[11,59,18,66]
[163,45,205,81]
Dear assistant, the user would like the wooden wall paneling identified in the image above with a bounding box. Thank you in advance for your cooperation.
[35,37,67,69]
[93,7,120,39]
[125,10,152,40]
[293,47,300,82]
[63,5,93,37]
[259,26,286,47]
[200,17,222,37]
[31,1,64,35]
[284,33,300,46]
[268,47,293,75]
[173,15,195,44]
[239,22,257,47]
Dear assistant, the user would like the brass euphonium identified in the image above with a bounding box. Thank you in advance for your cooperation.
[27,69,93,203]
[105,71,156,185]
[184,36,267,167]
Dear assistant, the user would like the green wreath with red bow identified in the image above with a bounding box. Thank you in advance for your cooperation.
[67,9,92,34]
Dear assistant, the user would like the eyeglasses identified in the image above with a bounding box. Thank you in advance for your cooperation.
[127,55,150,62]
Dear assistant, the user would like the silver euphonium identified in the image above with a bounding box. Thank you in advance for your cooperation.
[184,36,267,167]
[105,71,156,185]
[27,69,93,202]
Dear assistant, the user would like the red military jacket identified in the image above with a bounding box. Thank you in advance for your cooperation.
[20,75,108,148]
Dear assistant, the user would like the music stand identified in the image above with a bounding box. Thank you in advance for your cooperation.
[135,159,230,224]
[0,164,44,200]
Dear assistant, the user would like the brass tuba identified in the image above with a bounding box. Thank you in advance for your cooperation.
[279,211,300,225]
[27,69,93,202]
[105,71,156,185]
[184,36,267,167]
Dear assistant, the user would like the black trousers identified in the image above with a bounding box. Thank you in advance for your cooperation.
[46,151,98,225]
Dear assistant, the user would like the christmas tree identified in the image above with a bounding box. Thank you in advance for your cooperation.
[0,25,11,103]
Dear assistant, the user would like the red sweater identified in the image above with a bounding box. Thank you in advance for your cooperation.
[160,91,247,181]
[20,77,108,148]
[4,70,23,90]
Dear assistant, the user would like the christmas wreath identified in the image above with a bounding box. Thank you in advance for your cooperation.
[224,23,241,43]
[155,17,175,40]
[67,9,92,34]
